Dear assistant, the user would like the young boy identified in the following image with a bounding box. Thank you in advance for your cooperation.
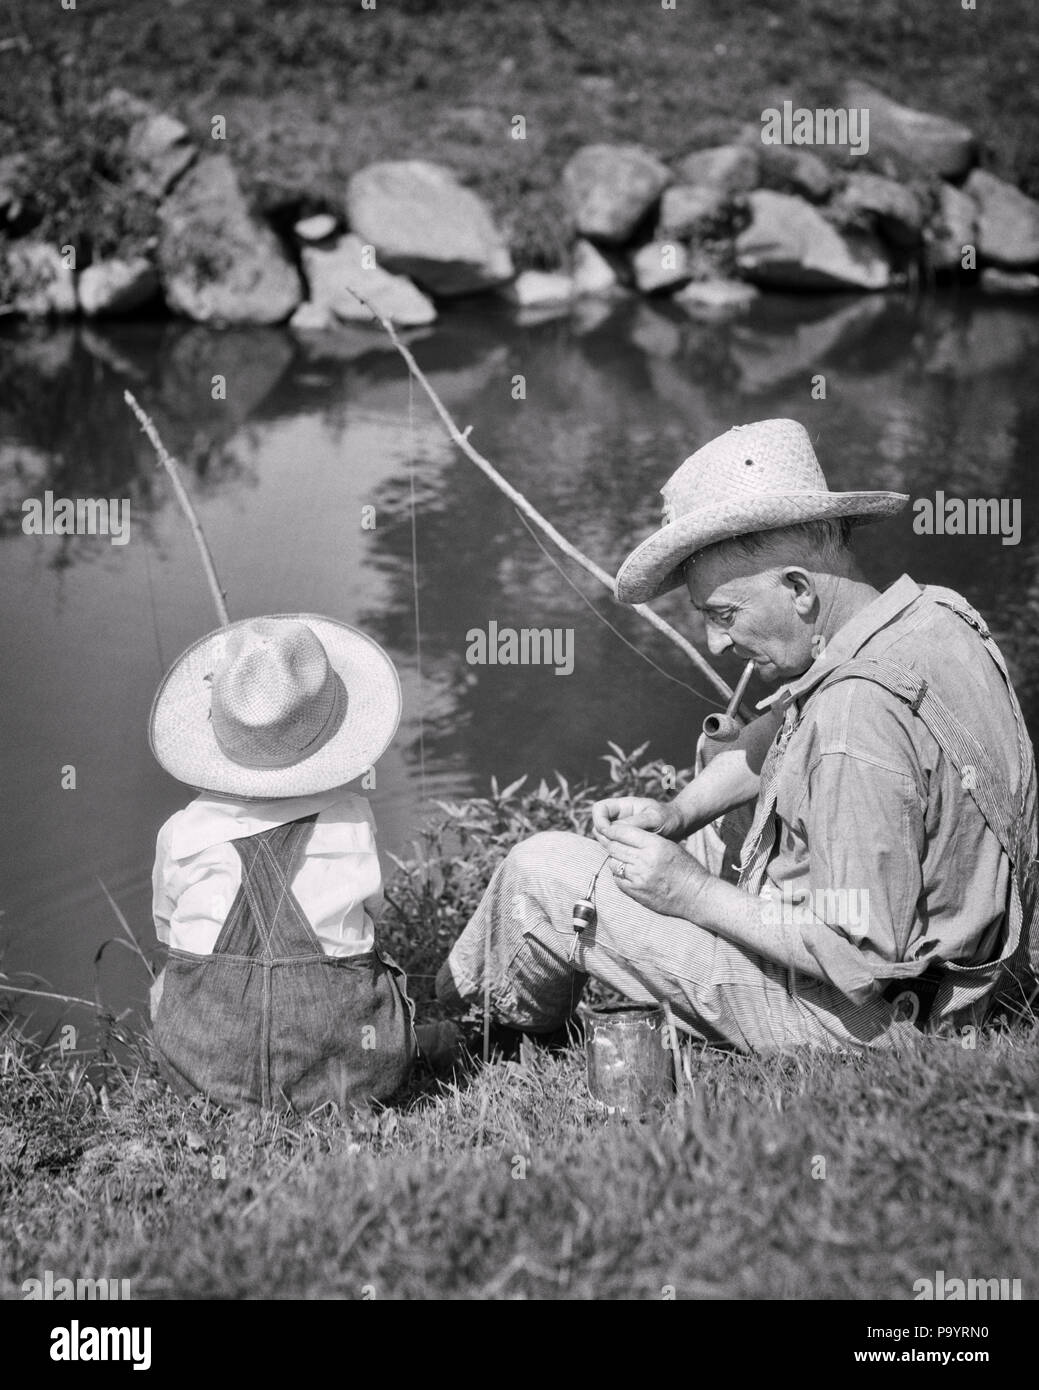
[148,614,417,1112]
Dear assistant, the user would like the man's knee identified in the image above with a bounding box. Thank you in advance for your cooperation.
[507,831,604,899]
[508,829,594,877]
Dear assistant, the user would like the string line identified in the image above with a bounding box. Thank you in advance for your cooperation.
[513,508,722,707]
[142,534,166,674]
[407,373,428,802]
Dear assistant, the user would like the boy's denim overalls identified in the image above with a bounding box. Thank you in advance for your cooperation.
[153,813,416,1111]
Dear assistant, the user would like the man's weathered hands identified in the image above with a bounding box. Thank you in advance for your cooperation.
[591,796,684,846]
[600,821,712,918]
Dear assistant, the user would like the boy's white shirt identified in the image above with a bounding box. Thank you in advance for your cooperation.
[152,788,382,958]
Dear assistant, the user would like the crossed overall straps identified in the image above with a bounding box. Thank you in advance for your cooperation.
[211,813,324,961]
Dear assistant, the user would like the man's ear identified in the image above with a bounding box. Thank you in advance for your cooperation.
[779,566,817,615]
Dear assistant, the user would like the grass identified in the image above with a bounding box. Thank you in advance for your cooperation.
[1,752,1037,1301]
[2,0,1039,269]
[2,1016,1036,1300]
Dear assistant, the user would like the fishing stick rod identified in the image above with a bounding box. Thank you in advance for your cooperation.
[124,390,231,627]
[345,289,750,717]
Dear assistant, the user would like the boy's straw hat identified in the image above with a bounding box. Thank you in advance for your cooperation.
[615,419,909,604]
[149,615,401,798]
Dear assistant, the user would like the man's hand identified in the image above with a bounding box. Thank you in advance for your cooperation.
[601,821,713,918]
[591,796,683,846]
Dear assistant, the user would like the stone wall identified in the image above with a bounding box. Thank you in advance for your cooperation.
[2,82,1038,329]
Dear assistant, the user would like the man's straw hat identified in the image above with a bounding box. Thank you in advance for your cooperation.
[615,419,909,604]
[149,615,401,798]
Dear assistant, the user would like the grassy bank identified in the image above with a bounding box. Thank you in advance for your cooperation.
[2,0,1039,267]
[2,1015,1036,1300]
[2,755,1037,1300]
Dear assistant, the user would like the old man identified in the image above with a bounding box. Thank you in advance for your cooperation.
[436,419,1038,1050]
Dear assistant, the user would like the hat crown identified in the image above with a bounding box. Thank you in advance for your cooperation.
[209,620,345,770]
[661,419,827,524]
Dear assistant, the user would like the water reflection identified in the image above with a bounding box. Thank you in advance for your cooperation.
[1,290,1037,1029]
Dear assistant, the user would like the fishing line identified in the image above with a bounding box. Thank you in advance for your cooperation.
[513,508,723,707]
[406,372,428,803]
[567,849,615,1022]
[142,535,166,674]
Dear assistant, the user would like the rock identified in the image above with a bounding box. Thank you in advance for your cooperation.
[925,182,978,273]
[571,238,624,296]
[291,319,434,364]
[0,241,77,317]
[78,256,160,316]
[758,145,832,201]
[127,111,196,199]
[843,80,976,179]
[631,239,691,293]
[629,303,683,357]
[0,328,76,384]
[571,297,623,335]
[657,185,729,239]
[501,270,575,307]
[289,301,334,332]
[0,154,28,225]
[673,145,759,196]
[562,144,672,244]
[301,234,436,326]
[735,190,891,291]
[346,160,513,296]
[834,172,924,246]
[293,213,338,243]
[512,302,574,328]
[731,295,888,393]
[101,89,195,199]
[965,169,1039,268]
[157,155,302,324]
[156,326,295,438]
[674,279,760,319]
[980,267,1039,295]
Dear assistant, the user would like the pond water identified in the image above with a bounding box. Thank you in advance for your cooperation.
[3,289,1039,1035]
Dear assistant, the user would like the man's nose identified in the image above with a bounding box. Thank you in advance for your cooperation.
[705,625,733,656]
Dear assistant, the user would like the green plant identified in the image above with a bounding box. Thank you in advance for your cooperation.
[378,743,692,1007]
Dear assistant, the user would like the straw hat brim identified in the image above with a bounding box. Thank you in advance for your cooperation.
[149,614,402,798]
[615,491,909,604]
